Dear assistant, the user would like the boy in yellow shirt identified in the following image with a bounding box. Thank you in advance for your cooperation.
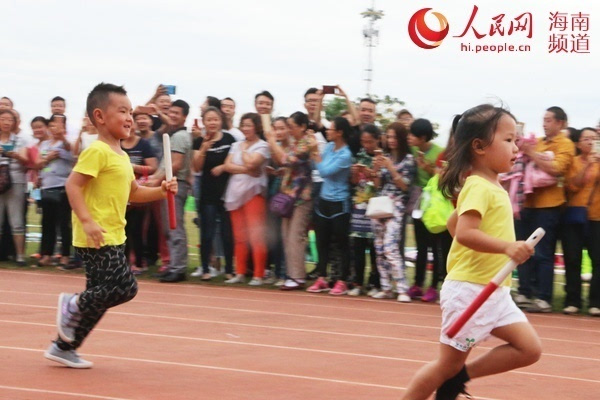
[44,83,177,368]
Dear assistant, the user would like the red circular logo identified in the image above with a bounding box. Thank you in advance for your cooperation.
[408,8,450,49]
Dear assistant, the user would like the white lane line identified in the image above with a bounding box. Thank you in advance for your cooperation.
[2,344,407,391]
[1,300,599,352]
[1,270,598,327]
[1,288,599,337]
[0,345,513,399]
[0,385,133,400]
[4,317,600,368]
[0,319,428,364]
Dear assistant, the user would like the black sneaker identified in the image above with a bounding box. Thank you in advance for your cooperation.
[159,272,187,283]
[435,366,471,400]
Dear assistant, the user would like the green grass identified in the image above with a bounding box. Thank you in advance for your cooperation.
[1,202,578,313]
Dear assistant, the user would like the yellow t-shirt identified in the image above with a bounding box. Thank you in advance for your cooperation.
[72,141,134,248]
[446,175,515,287]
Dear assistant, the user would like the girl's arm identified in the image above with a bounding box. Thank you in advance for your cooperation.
[447,210,458,237]
[455,210,533,264]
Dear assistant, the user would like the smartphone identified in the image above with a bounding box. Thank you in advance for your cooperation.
[516,122,525,136]
[163,85,176,95]
[595,139,600,155]
[374,149,383,156]
[193,118,199,127]
[322,85,336,95]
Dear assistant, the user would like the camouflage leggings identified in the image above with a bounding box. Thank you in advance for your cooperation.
[56,245,138,351]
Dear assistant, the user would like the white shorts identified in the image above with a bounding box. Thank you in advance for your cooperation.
[439,280,527,352]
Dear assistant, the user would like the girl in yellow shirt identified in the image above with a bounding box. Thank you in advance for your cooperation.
[402,105,541,400]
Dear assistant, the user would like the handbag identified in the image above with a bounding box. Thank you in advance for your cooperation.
[269,192,295,218]
[421,174,455,234]
[366,195,394,219]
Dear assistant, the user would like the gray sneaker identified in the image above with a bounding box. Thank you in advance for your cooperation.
[526,299,552,313]
[56,293,81,343]
[44,343,93,369]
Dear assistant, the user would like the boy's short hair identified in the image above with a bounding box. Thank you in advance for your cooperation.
[51,96,65,104]
[171,99,190,116]
[206,96,221,109]
[255,90,274,102]
[86,83,128,126]
[304,87,319,99]
[360,98,376,105]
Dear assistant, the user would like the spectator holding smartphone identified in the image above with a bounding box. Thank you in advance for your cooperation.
[306,117,353,295]
[349,124,382,296]
[407,118,444,301]
[370,123,415,302]
[36,114,74,268]
[0,109,29,265]
[191,107,236,281]
[146,85,172,132]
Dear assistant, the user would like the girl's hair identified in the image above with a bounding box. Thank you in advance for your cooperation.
[410,118,437,141]
[385,122,409,161]
[332,116,352,144]
[31,116,48,126]
[201,106,223,120]
[273,116,287,124]
[360,123,381,140]
[239,112,264,140]
[439,104,516,198]
[288,111,309,129]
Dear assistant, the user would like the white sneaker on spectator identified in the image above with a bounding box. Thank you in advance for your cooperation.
[190,267,204,278]
[589,307,600,317]
[209,266,222,277]
[263,276,276,285]
[274,279,286,287]
[563,306,579,315]
[347,287,362,297]
[225,274,245,284]
[526,299,552,313]
[248,278,263,286]
[512,293,532,308]
[372,291,394,299]
[397,293,411,303]
[367,288,379,297]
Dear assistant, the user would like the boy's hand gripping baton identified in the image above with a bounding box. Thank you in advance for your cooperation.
[162,134,177,230]
[446,228,545,339]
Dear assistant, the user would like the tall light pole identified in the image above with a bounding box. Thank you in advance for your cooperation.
[361,1,384,97]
